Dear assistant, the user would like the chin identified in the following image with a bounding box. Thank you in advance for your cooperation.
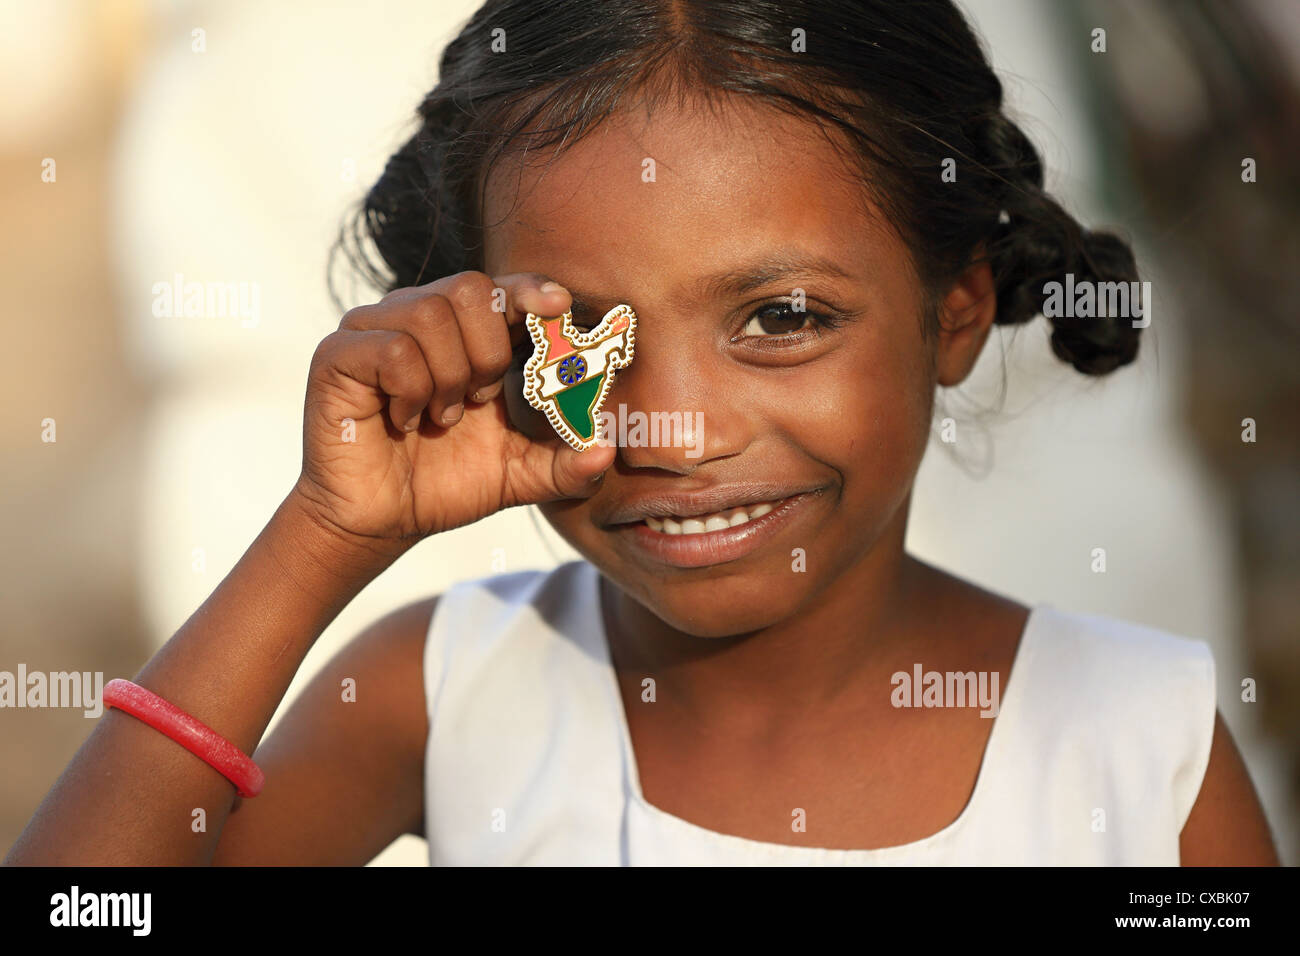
[601,557,810,639]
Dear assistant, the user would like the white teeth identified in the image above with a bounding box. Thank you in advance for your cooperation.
[645,499,783,535]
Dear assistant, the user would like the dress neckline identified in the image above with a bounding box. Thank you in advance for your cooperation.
[581,561,1043,858]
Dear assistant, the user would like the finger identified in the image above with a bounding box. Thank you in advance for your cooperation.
[506,436,616,508]
[380,272,571,342]
[346,272,572,422]
[341,297,472,427]
[549,442,616,499]
[471,273,571,405]
[485,272,572,333]
[313,329,434,433]
[425,272,515,404]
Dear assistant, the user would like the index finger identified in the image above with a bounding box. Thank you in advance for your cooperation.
[490,273,573,330]
[383,271,572,346]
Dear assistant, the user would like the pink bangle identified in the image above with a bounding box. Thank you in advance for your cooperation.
[103,678,265,797]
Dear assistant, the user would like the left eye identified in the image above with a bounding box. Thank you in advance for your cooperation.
[739,303,818,337]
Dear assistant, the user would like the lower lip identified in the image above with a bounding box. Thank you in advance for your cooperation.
[614,493,817,569]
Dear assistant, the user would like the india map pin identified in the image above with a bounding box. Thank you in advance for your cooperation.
[521,304,637,452]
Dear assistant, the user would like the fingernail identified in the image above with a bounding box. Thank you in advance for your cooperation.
[470,382,503,403]
[440,404,464,425]
[403,414,421,432]
[539,281,566,295]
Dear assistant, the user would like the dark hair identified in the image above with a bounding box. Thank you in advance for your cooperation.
[333,0,1141,376]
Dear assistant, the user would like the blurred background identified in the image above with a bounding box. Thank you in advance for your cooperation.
[2,0,1296,866]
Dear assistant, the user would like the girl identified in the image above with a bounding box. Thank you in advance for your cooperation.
[7,0,1279,865]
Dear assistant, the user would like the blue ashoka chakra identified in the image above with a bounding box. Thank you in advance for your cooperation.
[558,354,587,385]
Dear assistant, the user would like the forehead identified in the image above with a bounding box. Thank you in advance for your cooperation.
[481,94,892,292]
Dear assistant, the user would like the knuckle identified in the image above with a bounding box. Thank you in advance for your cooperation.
[379,285,415,304]
[338,303,377,330]
[380,332,421,368]
[309,331,342,369]
[444,271,498,313]
[475,343,514,378]
[434,358,471,396]
[408,293,456,330]
[402,365,434,397]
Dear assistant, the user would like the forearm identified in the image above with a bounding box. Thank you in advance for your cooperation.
[3,492,408,866]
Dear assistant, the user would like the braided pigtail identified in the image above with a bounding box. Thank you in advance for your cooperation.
[980,116,1142,375]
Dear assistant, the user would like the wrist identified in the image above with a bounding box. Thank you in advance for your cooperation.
[265,486,412,608]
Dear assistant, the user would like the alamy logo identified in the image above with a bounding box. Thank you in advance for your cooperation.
[891,664,1000,718]
[0,665,103,717]
[1042,273,1151,328]
[595,403,705,459]
[50,886,151,936]
[151,273,261,328]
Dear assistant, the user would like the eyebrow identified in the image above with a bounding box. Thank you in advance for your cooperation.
[693,252,856,298]
[564,251,856,319]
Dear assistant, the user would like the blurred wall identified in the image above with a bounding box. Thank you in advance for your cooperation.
[0,0,154,852]
[2,0,1295,865]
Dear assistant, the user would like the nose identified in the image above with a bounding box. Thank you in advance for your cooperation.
[606,323,753,473]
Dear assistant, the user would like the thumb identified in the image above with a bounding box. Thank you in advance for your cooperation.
[549,441,616,499]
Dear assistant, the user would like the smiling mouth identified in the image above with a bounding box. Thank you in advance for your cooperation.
[642,498,781,535]
[612,491,821,569]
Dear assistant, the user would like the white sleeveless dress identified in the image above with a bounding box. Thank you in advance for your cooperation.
[421,560,1216,865]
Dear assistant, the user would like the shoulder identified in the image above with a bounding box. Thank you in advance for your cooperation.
[1179,710,1280,864]
[427,561,590,622]
[1007,606,1218,833]
[296,593,441,763]
[1029,603,1213,663]
[1019,605,1216,740]
[423,560,594,653]
[421,560,599,694]
[984,603,1276,864]
[214,594,440,861]
[1023,605,1215,713]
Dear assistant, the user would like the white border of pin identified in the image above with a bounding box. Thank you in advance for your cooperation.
[521,304,638,452]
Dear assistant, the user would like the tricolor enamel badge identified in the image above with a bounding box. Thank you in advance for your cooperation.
[522,304,637,451]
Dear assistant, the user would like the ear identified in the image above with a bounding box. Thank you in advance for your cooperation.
[934,254,997,387]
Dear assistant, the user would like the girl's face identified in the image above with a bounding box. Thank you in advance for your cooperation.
[484,94,948,638]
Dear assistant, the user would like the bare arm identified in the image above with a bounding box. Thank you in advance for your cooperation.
[3,271,603,866]
[211,597,434,865]
[3,492,409,866]
[1179,710,1280,865]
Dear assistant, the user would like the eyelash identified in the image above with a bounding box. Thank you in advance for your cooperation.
[734,300,847,345]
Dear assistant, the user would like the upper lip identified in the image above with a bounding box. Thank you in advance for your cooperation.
[597,483,823,526]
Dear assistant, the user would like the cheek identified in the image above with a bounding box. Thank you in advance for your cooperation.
[537,496,600,565]
[792,321,935,500]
